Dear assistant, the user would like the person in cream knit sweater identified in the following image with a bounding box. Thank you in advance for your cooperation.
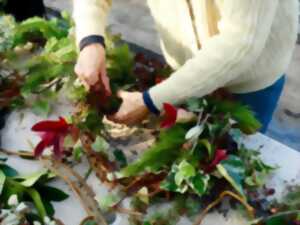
[73,0,298,132]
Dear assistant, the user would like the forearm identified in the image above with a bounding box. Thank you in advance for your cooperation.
[73,0,112,46]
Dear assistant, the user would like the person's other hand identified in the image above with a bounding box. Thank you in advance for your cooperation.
[108,91,149,125]
[75,43,111,94]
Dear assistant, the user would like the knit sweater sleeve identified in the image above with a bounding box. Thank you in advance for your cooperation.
[149,0,279,110]
[73,0,112,45]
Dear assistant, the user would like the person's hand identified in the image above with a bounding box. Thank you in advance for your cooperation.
[75,43,111,94]
[108,91,149,125]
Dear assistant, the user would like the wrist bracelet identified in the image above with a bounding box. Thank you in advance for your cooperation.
[79,35,106,51]
[143,91,160,115]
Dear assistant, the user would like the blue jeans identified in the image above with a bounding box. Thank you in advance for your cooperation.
[233,76,286,133]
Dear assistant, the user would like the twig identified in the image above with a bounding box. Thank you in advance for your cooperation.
[0,148,35,158]
[114,206,144,217]
[193,190,255,225]
[41,158,109,225]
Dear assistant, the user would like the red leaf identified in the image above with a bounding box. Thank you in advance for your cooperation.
[32,117,71,158]
[160,103,178,129]
[34,132,56,157]
[52,135,65,159]
[204,149,228,173]
[32,117,69,132]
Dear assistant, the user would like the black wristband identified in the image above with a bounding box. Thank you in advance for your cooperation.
[79,35,106,51]
[143,91,160,115]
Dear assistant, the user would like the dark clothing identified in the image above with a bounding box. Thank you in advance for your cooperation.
[4,0,45,21]
[234,75,286,133]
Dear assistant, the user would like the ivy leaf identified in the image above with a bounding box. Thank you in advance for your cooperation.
[217,155,246,198]
[174,160,196,186]
[0,169,6,195]
[188,173,209,196]
[160,172,178,192]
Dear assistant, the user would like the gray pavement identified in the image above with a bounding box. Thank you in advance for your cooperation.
[45,0,300,151]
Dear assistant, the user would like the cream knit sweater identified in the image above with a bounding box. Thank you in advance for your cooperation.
[73,0,298,110]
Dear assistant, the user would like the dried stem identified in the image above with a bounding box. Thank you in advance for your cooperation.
[193,190,255,225]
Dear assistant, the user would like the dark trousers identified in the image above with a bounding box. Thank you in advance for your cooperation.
[234,76,286,133]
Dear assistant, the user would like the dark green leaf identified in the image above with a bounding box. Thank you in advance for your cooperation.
[160,172,178,192]
[38,185,69,202]
[0,164,18,177]
[188,173,209,196]
[42,200,55,217]
[113,149,127,168]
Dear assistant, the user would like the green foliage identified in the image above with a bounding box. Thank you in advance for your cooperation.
[32,99,51,116]
[0,15,15,53]
[239,148,276,187]
[121,125,187,177]
[13,16,70,46]
[208,98,261,134]
[161,161,209,196]
[0,162,68,221]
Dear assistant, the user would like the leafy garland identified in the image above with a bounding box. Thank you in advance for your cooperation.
[0,155,69,224]
[0,12,299,225]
